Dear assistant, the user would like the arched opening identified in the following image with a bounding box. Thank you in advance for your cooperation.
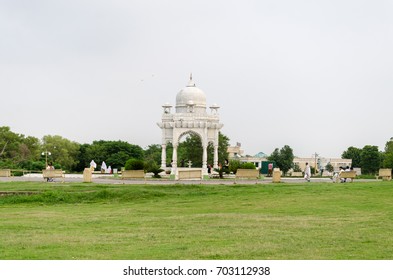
[176,131,204,168]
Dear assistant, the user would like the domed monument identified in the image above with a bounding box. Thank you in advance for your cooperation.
[157,74,223,178]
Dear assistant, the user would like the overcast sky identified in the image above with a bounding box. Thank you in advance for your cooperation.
[1,0,392,158]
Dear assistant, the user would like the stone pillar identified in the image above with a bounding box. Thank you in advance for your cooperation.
[83,168,92,183]
[202,144,208,171]
[172,143,178,169]
[213,145,219,169]
[161,144,167,170]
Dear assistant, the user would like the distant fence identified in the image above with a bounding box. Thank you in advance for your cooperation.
[0,169,44,176]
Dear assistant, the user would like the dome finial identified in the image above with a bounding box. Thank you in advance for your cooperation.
[187,73,195,87]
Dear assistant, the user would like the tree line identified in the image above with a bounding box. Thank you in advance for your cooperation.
[265,142,393,176]
[0,126,230,172]
[1,126,392,175]
[341,143,393,174]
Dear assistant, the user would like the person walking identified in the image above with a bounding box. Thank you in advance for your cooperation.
[304,162,311,182]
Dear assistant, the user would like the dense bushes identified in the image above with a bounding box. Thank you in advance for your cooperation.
[124,158,145,170]
[228,160,256,174]
[240,162,256,169]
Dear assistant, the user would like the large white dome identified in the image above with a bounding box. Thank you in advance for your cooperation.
[175,76,206,113]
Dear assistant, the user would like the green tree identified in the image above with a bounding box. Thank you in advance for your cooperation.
[0,126,41,167]
[360,145,380,174]
[107,151,131,170]
[81,140,145,171]
[325,162,334,173]
[0,126,23,162]
[229,159,242,174]
[178,132,203,167]
[75,143,90,172]
[382,140,393,169]
[267,145,294,176]
[42,135,80,171]
[171,132,230,168]
[342,146,362,167]
[144,144,162,166]
[210,132,230,167]
[293,163,302,172]
[268,148,280,164]
[279,145,295,175]
[21,136,41,162]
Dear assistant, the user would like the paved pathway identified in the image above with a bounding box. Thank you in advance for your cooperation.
[0,174,375,185]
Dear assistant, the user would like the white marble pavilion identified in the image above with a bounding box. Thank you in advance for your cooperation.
[157,75,223,176]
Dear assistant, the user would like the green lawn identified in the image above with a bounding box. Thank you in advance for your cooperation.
[1,181,393,260]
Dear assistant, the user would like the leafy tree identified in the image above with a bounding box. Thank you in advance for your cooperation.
[20,136,41,162]
[20,160,46,171]
[42,135,80,171]
[293,163,302,172]
[325,162,334,173]
[382,140,393,169]
[80,140,145,171]
[165,142,174,167]
[279,145,295,175]
[267,145,294,176]
[178,132,203,167]
[209,132,230,167]
[144,144,162,166]
[75,143,90,172]
[0,126,41,167]
[107,151,132,170]
[229,159,242,174]
[0,126,21,160]
[342,146,362,167]
[166,132,230,168]
[360,145,380,174]
[268,148,280,164]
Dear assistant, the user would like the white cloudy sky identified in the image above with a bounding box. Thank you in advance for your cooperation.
[1,0,392,158]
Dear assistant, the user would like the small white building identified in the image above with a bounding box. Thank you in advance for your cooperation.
[293,157,352,172]
[227,145,352,175]
[157,75,224,176]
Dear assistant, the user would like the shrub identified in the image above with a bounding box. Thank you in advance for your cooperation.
[325,163,334,173]
[149,166,164,178]
[125,158,145,170]
[240,162,256,169]
[293,163,302,172]
[145,160,163,178]
[229,160,242,174]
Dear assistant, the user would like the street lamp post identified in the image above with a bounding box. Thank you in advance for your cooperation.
[312,152,319,175]
[41,150,51,167]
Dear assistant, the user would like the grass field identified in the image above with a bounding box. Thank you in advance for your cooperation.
[1,180,393,260]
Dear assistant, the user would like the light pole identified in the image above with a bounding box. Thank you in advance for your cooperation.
[41,150,51,167]
[312,152,319,175]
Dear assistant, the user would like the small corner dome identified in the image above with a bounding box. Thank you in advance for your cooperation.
[176,76,206,107]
